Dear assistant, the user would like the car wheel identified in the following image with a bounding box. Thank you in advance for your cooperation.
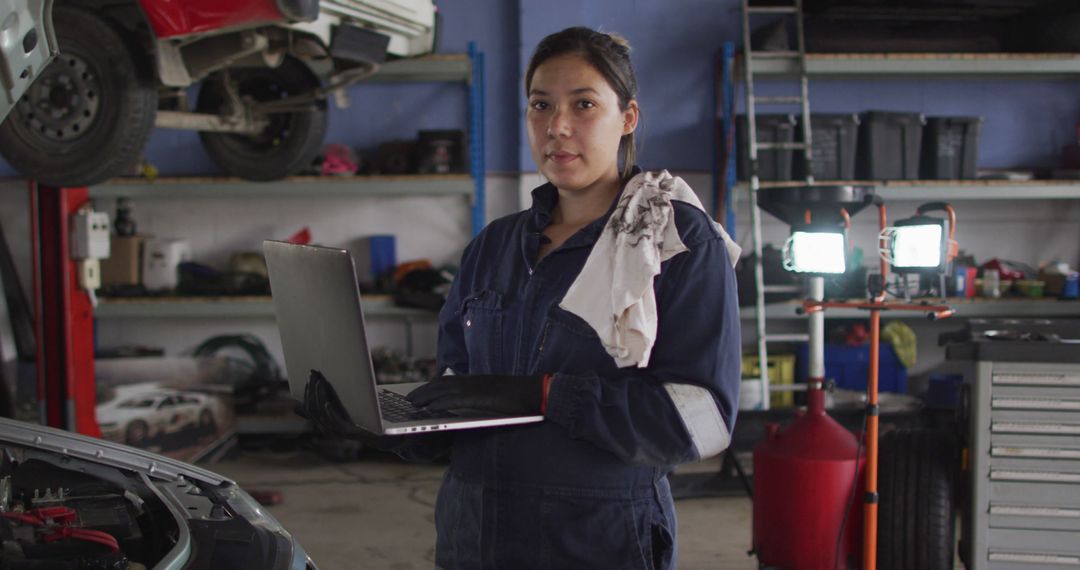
[125,420,149,448]
[0,6,157,187]
[878,429,958,570]
[199,409,217,437]
[197,57,327,181]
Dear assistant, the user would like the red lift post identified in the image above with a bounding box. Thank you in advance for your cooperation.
[30,183,101,436]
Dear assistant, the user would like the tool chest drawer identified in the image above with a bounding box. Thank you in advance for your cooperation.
[988,480,1080,510]
[992,384,1080,400]
[989,504,1080,532]
[992,372,1080,389]
[987,551,1080,569]
[989,444,1080,474]
[991,409,1080,425]
[987,528,1080,556]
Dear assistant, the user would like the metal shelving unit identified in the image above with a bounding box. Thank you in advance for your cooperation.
[750,52,1080,77]
[718,47,1080,329]
[94,296,437,320]
[739,180,1080,201]
[742,298,1080,320]
[88,49,485,329]
[90,175,473,199]
[90,47,485,235]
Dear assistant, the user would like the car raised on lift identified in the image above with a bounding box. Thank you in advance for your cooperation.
[0,0,437,186]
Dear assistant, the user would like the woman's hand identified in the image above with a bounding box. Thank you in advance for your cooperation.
[406,375,547,415]
[295,371,402,450]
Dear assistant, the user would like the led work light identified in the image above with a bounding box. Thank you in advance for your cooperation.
[782,225,847,275]
[879,202,958,273]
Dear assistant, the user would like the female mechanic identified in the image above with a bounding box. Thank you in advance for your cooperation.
[303,26,742,570]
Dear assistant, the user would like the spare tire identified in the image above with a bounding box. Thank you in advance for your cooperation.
[0,6,157,186]
[197,57,327,181]
[878,429,958,570]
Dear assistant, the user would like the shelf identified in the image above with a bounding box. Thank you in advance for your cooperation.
[743,298,1080,321]
[749,52,1080,78]
[94,296,439,320]
[100,296,1076,322]
[367,54,471,83]
[744,180,1080,201]
[88,174,474,199]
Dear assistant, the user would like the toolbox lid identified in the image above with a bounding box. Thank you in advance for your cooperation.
[943,318,1080,363]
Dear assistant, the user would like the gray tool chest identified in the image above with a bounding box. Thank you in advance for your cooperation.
[948,320,1080,569]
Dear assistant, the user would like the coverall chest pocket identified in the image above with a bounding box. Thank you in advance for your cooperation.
[460,290,505,374]
[536,306,613,375]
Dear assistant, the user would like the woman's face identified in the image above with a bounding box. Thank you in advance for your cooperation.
[527,53,638,195]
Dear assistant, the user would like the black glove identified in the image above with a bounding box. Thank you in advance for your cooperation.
[295,371,402,450]
[406,374,546,415]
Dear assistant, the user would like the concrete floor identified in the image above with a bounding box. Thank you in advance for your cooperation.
[213,450,757,570]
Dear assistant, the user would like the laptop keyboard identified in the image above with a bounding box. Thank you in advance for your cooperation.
[378,389,457,423]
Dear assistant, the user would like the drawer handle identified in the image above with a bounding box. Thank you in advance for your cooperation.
[994,374,1080,386]
[991,505,1080,518]
[990,470,1080,483]
[989,552,1080,566]
[993,398,1080,411]
[992,447,1080,460]
[993,422,1080,435]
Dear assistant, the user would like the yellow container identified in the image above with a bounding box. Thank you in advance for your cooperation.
[741,353,796,408]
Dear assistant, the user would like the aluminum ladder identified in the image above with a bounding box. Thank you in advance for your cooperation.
[740,0,814,410]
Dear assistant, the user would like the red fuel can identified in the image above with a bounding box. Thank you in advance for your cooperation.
[752,388,865,570]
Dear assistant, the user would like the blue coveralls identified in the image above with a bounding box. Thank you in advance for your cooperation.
[398,176,741,570]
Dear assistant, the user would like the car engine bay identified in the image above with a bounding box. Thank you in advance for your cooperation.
[0,444,182,569]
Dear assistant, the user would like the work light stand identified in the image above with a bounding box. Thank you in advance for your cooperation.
[798,202,954,570]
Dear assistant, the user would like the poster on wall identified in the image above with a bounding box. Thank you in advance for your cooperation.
[95,357,237,462]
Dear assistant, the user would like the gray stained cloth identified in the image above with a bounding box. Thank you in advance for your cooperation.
[560,170,741,368]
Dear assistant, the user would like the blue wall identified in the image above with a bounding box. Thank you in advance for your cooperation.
[1,0,1077,177]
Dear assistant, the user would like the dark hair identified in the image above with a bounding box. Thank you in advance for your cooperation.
[525,27,640,181]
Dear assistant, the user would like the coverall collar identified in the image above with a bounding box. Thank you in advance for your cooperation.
[528,166,643,240]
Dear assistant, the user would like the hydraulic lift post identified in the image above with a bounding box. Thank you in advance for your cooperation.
[30,183,101,436]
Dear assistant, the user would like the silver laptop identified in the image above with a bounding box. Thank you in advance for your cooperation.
[263,240,544,435]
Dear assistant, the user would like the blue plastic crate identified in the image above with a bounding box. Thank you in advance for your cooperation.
[796,343,908,394]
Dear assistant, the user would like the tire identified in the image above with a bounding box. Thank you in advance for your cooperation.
[878,429,958,570]
[197,57,327,181]
[0,6,157,187]
[125,420,149,448]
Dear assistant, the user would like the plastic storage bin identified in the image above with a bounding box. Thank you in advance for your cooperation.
[857,111,925,180]
[796,342,908,394]
[920,116,982,179]
[794,113,860,180]
[736,114,797,181]
[742,353,797,409]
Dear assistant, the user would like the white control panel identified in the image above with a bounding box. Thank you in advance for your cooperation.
[70,210,110,260]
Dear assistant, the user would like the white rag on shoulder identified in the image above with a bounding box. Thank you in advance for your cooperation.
[559,170,741,368]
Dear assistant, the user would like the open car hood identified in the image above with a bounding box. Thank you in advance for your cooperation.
[0,416,229,486]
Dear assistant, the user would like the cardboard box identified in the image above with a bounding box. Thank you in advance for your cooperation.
[100,235,144,286]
